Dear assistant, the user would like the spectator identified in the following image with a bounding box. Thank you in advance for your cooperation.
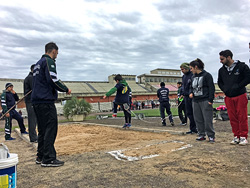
[218,50,250,145]
[24,64,38,143]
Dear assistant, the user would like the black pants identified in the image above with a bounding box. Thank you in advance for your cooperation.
[120,103,131,124]
[26,102,38,142]
[160,101,173,123]
[178,100,187,123]
[33,103,58,163]
[5,109,26,139]
[184,96,197,132]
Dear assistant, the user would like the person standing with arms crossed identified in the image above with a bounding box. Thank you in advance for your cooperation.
[24,64,38,143]
[180,63,197,134]
[32,42,71,167]
[218,50,250,145]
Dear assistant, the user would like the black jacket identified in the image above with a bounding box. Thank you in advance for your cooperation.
[182,71,193,96]
[190,70,215,103]
[157,86,170,103]
[24,72,33,103]
[218,61,250,97]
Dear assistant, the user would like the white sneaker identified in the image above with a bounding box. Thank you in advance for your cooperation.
[239,137,248,146]
[230,136,239,145]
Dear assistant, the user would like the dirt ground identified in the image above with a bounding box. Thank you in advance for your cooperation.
[1,116,250,188]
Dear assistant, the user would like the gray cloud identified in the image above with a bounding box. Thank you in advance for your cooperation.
[0,0,250,82]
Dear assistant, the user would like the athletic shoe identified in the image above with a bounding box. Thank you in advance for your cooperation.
[122,124,128,128]
[186,131,197,134]
[36,157,42,164]
[162,123,166,126]
[21,131,29,134]
[171,122,175,126]
[239,137,248,146]
[5,137,16,141]
[196,136,206,141]
[179,123,187,126]
[208,137,215,143]
[127,124,131,128]
[230,136,240,145]
[41,159,64,167]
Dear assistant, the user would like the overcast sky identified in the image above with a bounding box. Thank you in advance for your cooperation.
[0,0,249,82]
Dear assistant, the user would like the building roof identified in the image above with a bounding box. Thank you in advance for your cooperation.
[137,73,182,78]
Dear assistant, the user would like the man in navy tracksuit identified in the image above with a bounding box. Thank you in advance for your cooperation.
[180,63,197,134]
[1,83,28,140]
[157,82,174,126]
[32,42,71,167]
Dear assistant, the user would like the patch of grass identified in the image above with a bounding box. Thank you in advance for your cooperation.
[0,125,19,132]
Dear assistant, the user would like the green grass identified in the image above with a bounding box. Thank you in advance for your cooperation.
[112,102,250,117]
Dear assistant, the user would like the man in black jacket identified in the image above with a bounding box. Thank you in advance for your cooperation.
[32,42,71,167]
[24,64,37,143]
[218,50,250,146]
[180,63,197,134]
[157,82,174,126]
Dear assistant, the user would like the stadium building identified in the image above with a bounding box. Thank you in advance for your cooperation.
[0,68,226,113]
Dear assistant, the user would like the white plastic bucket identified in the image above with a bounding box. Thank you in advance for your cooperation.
[0,153,18,188]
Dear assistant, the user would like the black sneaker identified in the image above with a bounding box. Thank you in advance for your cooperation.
[171,122,175,126]
[36,157,42,164]
[5,137,16,141]
[162,123,166,126]
[186,130,198,134]
[196,136,206,141]
[208,137,215,143]
[41,159,64,167]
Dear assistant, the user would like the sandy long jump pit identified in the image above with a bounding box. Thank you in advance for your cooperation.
[55,124,192,161]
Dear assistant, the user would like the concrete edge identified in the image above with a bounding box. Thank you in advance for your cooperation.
[14,128,37,149]
[69,122,186,135]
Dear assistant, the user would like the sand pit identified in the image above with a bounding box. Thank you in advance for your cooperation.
[55,124,191,160]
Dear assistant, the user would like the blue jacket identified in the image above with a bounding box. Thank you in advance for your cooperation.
[0,91,19,113]
[31,54,69,104]
[157,86,170,103]
[182,71,193,96]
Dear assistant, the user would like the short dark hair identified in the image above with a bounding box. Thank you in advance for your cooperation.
[177,82,182,85]
[219,50,233,59]
[190,58,204,70]
[114,74,123,81]
[45,42,58,53]
[30,64,35,71]
[160,82,165,87]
